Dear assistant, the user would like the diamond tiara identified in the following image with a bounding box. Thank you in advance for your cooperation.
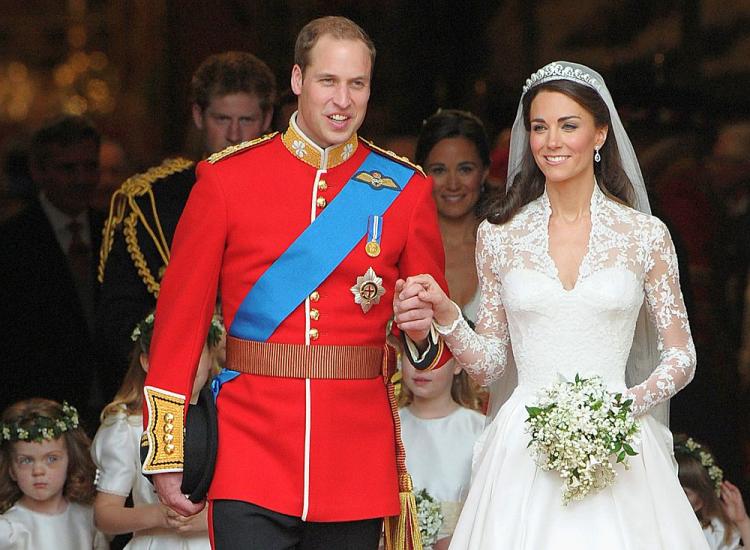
[522,62,603,94]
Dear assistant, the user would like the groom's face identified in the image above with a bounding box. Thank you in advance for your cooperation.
[291,35,371,149]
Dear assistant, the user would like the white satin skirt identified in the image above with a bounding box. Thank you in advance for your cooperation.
[449,387,710,550]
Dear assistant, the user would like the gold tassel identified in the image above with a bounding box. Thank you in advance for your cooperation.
[384,474,423,550]
[382,341,423,550]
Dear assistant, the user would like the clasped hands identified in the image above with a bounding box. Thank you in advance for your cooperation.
[153,471,205,518]
[393,274,458,340]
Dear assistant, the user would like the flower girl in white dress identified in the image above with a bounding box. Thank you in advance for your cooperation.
[399,352,484,549]
[675,435,750,549]
[394,61,710,549]
[91,313,222,549]
[0,399,108,550]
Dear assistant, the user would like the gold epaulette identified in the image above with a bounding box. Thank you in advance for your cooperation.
[359,138,425,177]
[207,132,278,164]
[97,157,195,297]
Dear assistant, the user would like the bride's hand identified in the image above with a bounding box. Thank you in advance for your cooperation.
[395,274,457,328]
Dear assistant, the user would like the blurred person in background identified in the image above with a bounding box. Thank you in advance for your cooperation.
[0,115,102,424]
[92,137,134,215]
[415,108,491,324]
[96,51,276,399]
[709,122,750,356]
[709,122,750,495]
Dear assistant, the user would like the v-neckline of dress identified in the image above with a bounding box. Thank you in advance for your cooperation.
[540,182,602,293]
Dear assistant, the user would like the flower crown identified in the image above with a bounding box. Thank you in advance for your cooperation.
[523,62,603,95]
[1,402,80,443]
[675,437,724,497]
[131,313,225,351]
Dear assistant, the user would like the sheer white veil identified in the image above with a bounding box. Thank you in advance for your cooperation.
[486,60,668,426]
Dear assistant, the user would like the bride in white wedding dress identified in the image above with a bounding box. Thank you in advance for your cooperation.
[394,61,709,549]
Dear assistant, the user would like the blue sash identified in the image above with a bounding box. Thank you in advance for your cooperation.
[212,151,414,397]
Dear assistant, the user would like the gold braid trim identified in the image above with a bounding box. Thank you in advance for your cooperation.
[142,386,185,474]
[123,212,161,297]
[360,137,425,177]
[207,132,277,164]
[97,157,195,295]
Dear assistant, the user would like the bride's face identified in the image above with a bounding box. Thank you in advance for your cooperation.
[528,90,607,187]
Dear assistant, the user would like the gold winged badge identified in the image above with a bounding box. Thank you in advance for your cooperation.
[353,170,401,191]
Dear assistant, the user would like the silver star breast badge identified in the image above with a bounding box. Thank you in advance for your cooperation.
[350,267,386,313]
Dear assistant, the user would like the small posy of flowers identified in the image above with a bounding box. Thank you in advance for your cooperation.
[675,437,724,497]
[414,488,443,548]
[525,374,640,505]
[0,402,80,443]
[131,313,154,342]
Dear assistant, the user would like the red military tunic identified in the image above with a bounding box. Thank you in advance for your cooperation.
[142,116,450,521]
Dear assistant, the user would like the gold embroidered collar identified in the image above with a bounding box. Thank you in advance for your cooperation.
[281,112,358,170]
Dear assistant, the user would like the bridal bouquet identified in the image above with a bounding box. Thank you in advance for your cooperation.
[525,374,640,505]
[414,488,443,548]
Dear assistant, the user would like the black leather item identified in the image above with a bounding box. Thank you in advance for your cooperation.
[181,385,218,502]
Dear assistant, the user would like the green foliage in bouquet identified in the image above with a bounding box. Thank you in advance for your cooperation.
[525,374,640,504]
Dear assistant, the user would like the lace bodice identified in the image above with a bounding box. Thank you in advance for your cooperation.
[437,184,696,417]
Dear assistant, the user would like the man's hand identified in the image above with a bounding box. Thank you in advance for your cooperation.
[394,274,456,331]
[394,279,433,343]
[153,472,205,517]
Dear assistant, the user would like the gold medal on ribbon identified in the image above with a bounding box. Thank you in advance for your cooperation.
[365,240,381,257]
[350,267,386,313]
[365,214,382,258]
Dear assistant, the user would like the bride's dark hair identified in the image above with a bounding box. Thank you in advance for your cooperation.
[486,79,636,225]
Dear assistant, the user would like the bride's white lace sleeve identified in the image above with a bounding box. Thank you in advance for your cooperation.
[626,219,696,416]
[435,222,510,385]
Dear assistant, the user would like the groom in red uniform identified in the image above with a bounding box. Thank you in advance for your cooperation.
[141,16,450,549]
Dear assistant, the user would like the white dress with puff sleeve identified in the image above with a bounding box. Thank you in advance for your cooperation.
[0,501,108,550]
[440,185,709,549]
[91,411,210,549]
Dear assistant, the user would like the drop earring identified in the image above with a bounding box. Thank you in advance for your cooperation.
[594,146,601,163]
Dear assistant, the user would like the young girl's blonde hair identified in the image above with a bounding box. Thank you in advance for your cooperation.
[100,349,147,422]
[0,398,96,513]
[674,434,734,545]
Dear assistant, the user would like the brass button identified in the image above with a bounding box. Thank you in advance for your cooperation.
[164,413,174,423]
[316,197,327,209]
[318,180,328,191]
[310,308,319,320]
[163,433,174,444]
[309,328,319,340]
[165,443,175,455]
[164,423,174,434]
[309,291,320,302]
